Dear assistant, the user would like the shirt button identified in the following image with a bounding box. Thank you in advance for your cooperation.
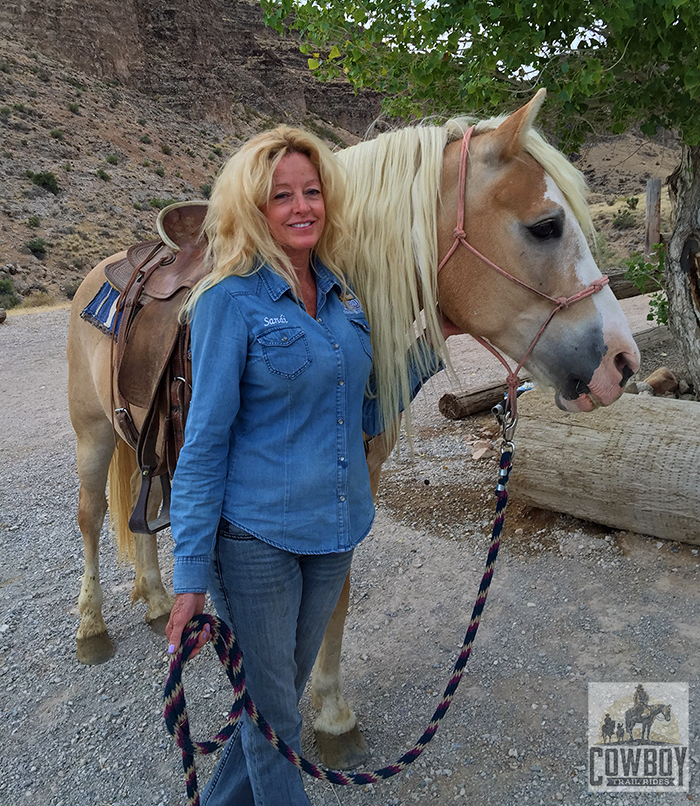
[281,335,288,341]
[317,317,323,323]
[333,343,339,349]
[339,456,345,462]
[337,418,344,425]
[339,495,345,502]
[338,380,344,386]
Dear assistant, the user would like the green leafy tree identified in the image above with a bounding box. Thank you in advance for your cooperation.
[263,0,700,146]
[263,0,700,391]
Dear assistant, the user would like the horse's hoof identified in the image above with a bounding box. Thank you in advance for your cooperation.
[316,724,368,770]
[145,613,169,636]
[76,631,115,665]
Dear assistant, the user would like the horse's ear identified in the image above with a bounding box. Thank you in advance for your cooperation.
[490,88,546,162]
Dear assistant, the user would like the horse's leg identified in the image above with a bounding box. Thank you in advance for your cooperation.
[75,421,116,665]
[311,425,399,768]
[311,573,367,768]
[129,469,172,633]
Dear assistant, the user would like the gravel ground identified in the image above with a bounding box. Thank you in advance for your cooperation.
[1,303,698,806]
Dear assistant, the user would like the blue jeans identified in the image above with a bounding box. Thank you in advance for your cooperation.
[201,521,354,806]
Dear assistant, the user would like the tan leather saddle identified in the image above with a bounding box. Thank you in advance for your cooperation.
[104,201,211,534]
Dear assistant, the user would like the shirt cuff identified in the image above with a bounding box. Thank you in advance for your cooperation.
[173,555,211,594]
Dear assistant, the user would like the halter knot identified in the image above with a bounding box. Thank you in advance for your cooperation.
[555,297,571,310]
[453,227,466,240]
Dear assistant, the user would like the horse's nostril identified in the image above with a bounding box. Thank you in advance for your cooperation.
[574,378,590,396]
[615,352,635,386]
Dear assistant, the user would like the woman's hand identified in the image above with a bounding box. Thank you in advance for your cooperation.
[166,592,209,658]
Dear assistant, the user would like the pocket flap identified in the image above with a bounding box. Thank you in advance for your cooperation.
[257,327,306,347]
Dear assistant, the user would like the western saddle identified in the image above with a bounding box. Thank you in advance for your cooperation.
[104,201,210,534]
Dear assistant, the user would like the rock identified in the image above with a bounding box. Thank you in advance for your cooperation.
[472,444,496,460]
[0,308,6,324]
[679,379,691,395]
[644,367,678,395]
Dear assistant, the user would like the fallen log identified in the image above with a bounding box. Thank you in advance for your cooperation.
[509,390,700,545]
[438,378,530,420]
[606,266,657,300]
[632,324,673,351]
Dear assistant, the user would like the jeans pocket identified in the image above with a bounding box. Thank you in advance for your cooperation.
[217,519,255,540]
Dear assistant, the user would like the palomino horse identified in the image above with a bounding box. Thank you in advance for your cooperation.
[625,703,672,742]
[67,90,640,768]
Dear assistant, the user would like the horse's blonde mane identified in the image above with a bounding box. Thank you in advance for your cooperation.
[337,115,592,436]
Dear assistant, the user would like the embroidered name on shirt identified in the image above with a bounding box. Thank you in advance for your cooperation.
[339,292,363,313]
[264,315,289,325]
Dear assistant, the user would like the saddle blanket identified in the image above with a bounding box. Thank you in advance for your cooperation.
[80,281,125,336]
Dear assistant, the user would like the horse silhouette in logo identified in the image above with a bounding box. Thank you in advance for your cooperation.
[625,685,672,742]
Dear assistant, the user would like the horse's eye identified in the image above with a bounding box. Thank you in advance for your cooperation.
[528,219,562,240]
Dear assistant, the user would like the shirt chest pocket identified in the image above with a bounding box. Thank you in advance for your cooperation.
[256,326,311,379]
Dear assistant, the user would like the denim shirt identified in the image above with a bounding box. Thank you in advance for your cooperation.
[171,260,442,593]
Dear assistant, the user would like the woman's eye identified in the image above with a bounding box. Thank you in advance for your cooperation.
[528,219,562,240]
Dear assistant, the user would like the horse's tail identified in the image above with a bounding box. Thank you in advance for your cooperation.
[107,437,138,563]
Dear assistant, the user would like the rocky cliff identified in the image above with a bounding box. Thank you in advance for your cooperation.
[0,2,383,305]
[0,0,380,134]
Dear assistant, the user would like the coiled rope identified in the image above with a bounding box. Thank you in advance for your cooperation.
[164,445,513,805]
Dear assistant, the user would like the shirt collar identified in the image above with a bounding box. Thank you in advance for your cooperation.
[257,256,343,303]
[312,256,343,295]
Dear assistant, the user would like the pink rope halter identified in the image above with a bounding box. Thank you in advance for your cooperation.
[437,125,609,424]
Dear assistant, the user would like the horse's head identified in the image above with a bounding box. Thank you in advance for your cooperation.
[437,90,640,412]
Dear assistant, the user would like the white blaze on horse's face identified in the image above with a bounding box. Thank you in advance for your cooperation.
[531,175,642,412]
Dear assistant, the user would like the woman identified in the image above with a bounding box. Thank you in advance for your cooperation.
[165,126,450,805]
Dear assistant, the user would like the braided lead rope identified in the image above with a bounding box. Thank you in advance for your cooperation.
[163,446,513,802]
[163,613,250,805]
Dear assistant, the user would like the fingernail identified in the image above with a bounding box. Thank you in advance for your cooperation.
[168,644,176,654]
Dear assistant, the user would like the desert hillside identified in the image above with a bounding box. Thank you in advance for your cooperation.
[0,34,377,307]
[0,16,683,310]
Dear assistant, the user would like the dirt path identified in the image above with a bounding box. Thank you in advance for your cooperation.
[1,303,698,806]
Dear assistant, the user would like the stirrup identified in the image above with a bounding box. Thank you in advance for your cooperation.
[129,470,172,534]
